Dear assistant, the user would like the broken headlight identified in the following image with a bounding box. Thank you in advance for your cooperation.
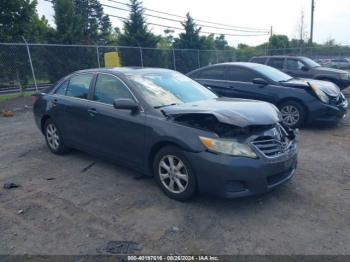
[310,84,329,104]
[199,136,257,158]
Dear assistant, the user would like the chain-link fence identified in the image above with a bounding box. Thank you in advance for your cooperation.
[266,46,350,60]
[2,42,350,92]
[0,43,236,92]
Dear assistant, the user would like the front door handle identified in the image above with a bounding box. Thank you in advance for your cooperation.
[88,108,97,116]
[52,99,58,107]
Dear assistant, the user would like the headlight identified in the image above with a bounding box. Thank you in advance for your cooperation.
[340,73,349,80]
[199,136,257,158]
[310,84,329,103]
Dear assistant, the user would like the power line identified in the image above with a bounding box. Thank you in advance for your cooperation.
[107,14,269,37]
[104,0,269,32]
[102,3,269,33]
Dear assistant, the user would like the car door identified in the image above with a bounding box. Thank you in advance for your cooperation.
[225,66,276,103]
[192,65,244,97]
[62,73,95,148]
[87,73,146,167]
[285,58,312,78]
[266,57,285,72]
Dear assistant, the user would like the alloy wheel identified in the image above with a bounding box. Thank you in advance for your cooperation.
[46,123,60,150]
[158,155,189,194]
[280,105,300,126]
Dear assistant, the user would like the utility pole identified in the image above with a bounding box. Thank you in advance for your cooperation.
[310,0,315,44]
[270,26,273,37]
[300,10,304,43]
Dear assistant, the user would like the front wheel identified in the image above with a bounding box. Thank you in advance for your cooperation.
[153,146,197,201]
[279,101,306,128]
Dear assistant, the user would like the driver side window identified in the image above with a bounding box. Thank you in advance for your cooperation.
[93,74,133,105]
[286,59,305,70]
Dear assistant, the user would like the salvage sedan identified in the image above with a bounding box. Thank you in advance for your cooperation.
[188,62,348,128]
[33,68,298,200]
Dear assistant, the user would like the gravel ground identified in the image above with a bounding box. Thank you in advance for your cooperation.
[0,90,349,255]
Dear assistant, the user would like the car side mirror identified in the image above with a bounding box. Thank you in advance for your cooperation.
[301,65,309,71]
[252,78,268,86]
[113,98,139,112]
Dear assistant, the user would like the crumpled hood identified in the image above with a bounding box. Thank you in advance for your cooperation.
[162,97,281,127]
[282,78,340,97]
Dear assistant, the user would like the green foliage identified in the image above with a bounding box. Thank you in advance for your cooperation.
[52,0,112,44]
[236,45,265,62]
[268,34,290,49]
[0,0,37,42]
[117,0,159,66]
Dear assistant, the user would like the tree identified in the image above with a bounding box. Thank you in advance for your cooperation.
[52,0,112,44]
[118,0,159,66]
[173,13,202,49]
[268,34,290,49]
[0,0,37,42]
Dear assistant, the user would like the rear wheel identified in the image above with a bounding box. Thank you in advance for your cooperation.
[279,101,306,128]
[44,119,69,154]
[153,146,197,201]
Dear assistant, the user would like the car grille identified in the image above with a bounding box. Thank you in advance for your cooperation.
[329,93,345,105]
[251,125,293,158]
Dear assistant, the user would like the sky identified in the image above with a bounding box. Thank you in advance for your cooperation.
[37,0,350,47]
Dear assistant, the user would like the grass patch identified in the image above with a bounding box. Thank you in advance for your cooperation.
[0,92,34,103]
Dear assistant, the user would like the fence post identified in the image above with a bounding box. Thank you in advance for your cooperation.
[197,49,200,68]
[139,47,144,67]
[22,37,38,92]
[215,50,219,64]
[172,48,176,70]
[96,46,101,68]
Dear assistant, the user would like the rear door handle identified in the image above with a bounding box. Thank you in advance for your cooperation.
[88,108,97,116]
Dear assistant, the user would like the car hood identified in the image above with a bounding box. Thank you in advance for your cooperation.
[283,78,340,97]
[314,66,348,74]
[162,97,281,127]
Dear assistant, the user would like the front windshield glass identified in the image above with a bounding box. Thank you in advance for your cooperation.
[300,57,321,68]
[253,64,293,82]
[127,71,217,108]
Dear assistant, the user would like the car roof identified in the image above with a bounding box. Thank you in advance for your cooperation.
[199,62,272,69]
[74,67,175,76]
[251,55,304,59]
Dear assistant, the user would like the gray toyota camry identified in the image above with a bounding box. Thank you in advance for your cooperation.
[33,68,298,200]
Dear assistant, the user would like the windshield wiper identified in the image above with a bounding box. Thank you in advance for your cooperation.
[154,103,178,109]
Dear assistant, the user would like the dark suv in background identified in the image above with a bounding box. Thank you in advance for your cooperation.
[188,62,348,128]
[250,56,350,90]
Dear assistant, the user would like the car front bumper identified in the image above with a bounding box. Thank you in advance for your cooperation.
[184,144,298,198]
[307,98,348,124]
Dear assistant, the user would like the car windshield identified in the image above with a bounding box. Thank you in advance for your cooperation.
[127,71,217,108]
[253,64,293,82]
[300,57,320,68]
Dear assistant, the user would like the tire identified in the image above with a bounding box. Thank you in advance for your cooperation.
[44,119,69,154]
[153,146,197,201]
[279,101,306,128]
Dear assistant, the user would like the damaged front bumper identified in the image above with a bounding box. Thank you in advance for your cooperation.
[184,132,298,198]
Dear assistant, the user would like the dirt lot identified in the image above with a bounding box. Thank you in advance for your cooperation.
[0,91,350,255]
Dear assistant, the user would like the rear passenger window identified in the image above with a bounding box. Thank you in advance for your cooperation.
[267,58,284,70]
[55,80,68,95]
[94,74,133,105]
[226,67,257,82]
[251,57,267,64]
[199,66,227,80]
[66,74,93,99]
